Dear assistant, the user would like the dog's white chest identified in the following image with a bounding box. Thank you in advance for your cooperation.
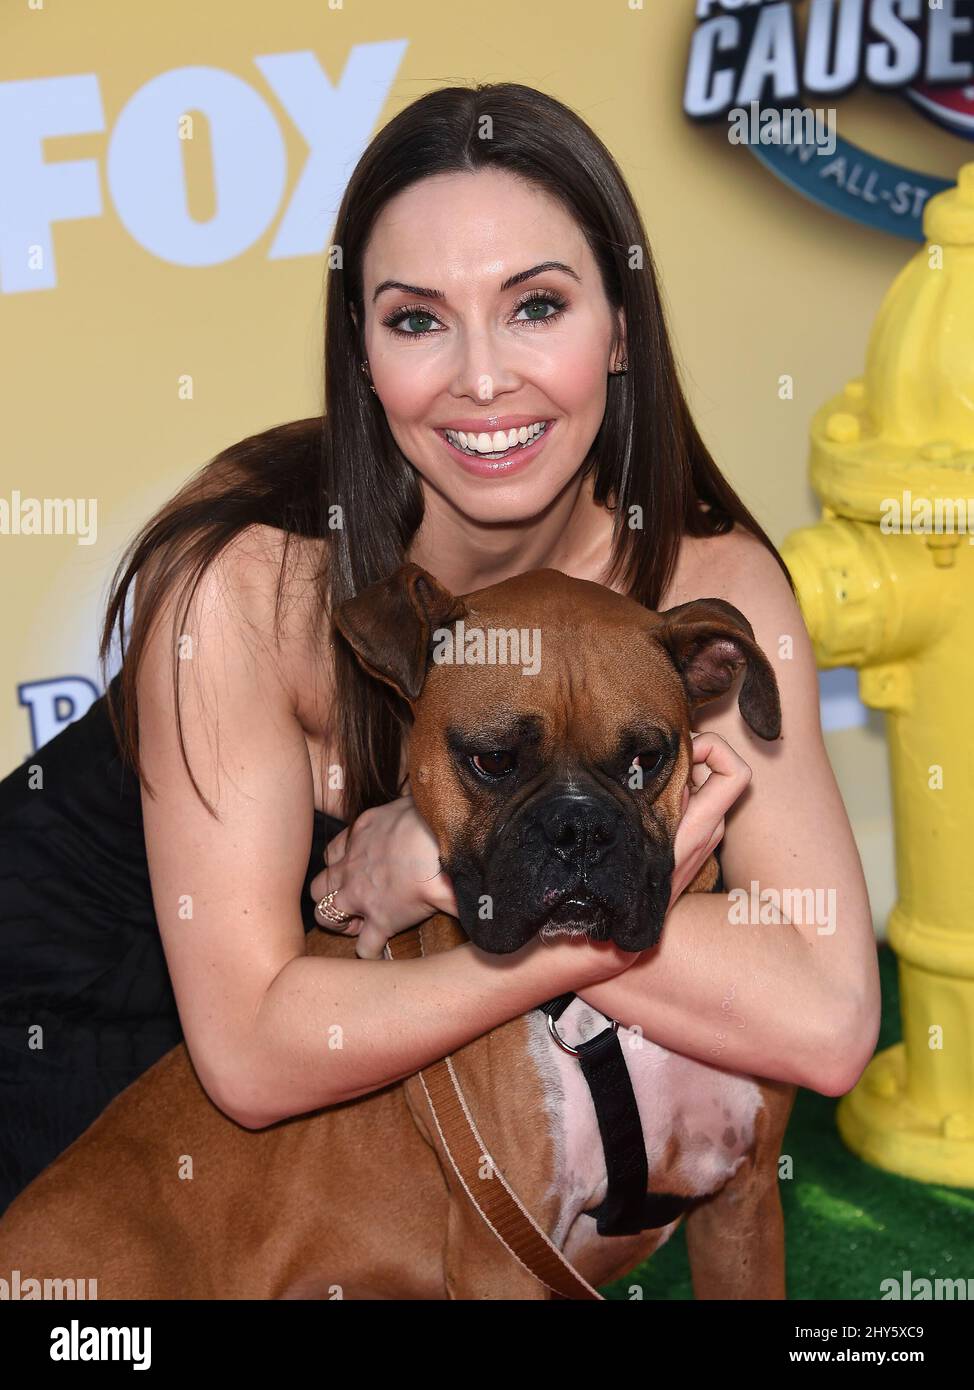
[525,997,764,1251]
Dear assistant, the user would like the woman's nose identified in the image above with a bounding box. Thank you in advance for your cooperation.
[448,328,522,403]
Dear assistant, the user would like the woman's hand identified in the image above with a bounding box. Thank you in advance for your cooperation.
[309,795,458,961]
[667,730,752,912]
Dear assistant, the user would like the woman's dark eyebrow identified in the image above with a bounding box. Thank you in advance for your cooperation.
[371,261,581,304]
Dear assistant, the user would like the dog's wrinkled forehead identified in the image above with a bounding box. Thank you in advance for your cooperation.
[414,589,690,760]
[332,561,782,746]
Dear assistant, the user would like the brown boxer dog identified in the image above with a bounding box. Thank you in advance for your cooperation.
[0,565,795,1299]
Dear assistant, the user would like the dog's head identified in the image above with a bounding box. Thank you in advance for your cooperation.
[334,564,780,954]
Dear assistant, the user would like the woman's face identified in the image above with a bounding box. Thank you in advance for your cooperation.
[357,168,625,525]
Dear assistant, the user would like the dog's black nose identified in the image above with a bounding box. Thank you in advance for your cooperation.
[539,793,621,861]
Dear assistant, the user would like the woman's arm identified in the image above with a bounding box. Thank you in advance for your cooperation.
[137,527,636,1130]
[576,531,882,1097]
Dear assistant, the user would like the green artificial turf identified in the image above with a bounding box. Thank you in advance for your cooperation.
[600,944,974,1300]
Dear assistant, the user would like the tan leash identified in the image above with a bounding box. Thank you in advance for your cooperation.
[384,923,604,1300]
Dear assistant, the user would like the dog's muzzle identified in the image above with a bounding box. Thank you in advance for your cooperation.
[449,784,674,955]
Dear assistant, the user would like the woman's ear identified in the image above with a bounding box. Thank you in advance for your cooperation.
[612,305,627,371]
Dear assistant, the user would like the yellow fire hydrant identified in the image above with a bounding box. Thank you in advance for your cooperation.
[780,163,974,1187]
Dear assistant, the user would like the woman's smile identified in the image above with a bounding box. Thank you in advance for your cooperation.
[434,416,557,478]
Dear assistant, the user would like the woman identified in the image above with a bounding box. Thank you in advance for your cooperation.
[0,82,879,1216]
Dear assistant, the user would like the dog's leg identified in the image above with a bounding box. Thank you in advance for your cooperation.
[398,1065,554,1301]
[683,1078,796,1300]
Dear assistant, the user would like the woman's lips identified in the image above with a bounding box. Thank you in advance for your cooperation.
[435,420,555,477]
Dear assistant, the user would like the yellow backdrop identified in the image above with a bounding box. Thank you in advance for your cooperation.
[5,0,973,936]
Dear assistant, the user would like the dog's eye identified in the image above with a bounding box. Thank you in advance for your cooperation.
[469,750,516,780]
[632,748,664,779]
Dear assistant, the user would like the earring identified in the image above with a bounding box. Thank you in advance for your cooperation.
[611,358,628,375]
[360,360,377,394]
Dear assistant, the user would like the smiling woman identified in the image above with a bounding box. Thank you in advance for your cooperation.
[0,82,879,1225]
[354,181,628,529]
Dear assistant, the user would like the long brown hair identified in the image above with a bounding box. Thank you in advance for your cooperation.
[100,81,794,824]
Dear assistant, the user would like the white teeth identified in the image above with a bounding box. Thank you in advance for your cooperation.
[445,421,548,457]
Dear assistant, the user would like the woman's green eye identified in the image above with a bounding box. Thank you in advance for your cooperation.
[381,306,443,336]
[514,293,566,323]
[384,292,565,338]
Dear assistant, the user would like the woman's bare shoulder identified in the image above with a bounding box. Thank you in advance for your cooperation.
[221,524,334,721]
[215,522,328,607]
[666,522,788,613]
[136,522,334,729]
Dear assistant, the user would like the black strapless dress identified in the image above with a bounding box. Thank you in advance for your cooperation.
[0,674,346,1217]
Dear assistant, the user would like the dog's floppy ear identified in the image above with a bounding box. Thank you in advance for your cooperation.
[333,562,468,703]
[654,598,781,740]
